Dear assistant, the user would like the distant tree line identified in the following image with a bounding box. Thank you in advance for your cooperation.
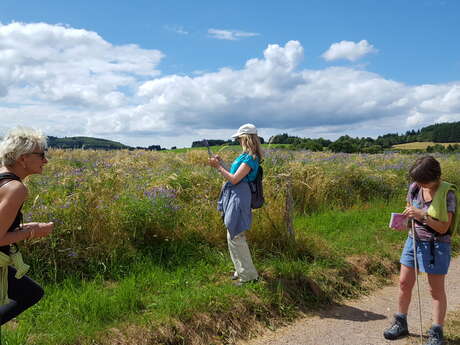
[46,121,459,153]
[375,121,460,146]
[269,133,387,153]
[191,137,265,148]
[268,121,460,153]
[426,144,460,153]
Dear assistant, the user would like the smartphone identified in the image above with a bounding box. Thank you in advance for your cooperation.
[203,139,212,157]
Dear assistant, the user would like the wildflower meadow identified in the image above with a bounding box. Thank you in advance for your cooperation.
[4,148,460,345]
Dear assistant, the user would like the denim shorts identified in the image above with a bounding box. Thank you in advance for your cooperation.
[400,236,451,275]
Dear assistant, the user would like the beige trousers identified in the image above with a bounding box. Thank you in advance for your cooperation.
[227,231,258,282]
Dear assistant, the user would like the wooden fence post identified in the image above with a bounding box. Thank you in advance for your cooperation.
[285,175,295,238]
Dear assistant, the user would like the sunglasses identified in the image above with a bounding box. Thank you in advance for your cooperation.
[29,152,47,159]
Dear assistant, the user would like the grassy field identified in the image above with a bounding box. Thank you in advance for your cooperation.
[392,142,460,150]
[1,149,459,344]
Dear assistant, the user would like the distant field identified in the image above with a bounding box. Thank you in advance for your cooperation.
[392,142,460,150]
[168,143,292,153]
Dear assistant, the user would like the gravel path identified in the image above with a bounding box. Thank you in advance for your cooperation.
[239,256,460,345]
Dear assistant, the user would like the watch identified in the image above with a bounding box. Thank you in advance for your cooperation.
[422,214,428,225]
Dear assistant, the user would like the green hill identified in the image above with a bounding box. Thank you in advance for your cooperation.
[47,136,130,150]
[419,122,460,142]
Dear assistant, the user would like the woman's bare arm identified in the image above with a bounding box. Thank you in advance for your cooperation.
[404,205,453,235]
[0,181,30,245]
[425,212,453,235]
[214,162,252,185]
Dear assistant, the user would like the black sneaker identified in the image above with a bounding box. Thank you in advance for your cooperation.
[425,325,445,345]
[383,314,409,340]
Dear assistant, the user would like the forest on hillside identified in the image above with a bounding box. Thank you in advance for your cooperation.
[268,121,460,153]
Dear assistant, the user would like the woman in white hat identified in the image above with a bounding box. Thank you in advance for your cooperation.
[209,123,262,285]
[0,127,53,325]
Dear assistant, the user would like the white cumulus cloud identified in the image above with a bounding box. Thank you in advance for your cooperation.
[322,40,378,62]
[0,23,459,148]
[0,22,164,108]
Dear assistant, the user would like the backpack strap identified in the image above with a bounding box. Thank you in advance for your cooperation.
[0,173,21,188]
[409,183,420,203]
[0,172,24,257]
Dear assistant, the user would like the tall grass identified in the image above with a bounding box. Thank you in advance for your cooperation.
[5,149,458,344]
[21,149,460,281]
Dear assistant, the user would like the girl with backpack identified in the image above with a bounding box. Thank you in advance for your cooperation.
[0,127,53,325]
[384,156,458,345]
[208,124,262,286]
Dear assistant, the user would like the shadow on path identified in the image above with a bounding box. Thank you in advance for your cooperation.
[318,304,387,322]
[262,272,387,323]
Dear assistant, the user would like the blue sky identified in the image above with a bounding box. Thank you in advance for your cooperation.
[0,0,459,147]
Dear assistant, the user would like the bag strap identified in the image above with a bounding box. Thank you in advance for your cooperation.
[410,183,420,202]
[0,173,21,188]
[0,173,21,181]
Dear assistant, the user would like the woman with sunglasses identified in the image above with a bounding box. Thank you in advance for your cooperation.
[209,124,262,286]
[0,127,53,325]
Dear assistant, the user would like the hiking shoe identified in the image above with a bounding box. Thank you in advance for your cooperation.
[231,272,238,280]
[383,314,409,340]
[425,325,445,345]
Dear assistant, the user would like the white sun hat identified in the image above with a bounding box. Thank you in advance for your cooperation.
[231,123,258,138]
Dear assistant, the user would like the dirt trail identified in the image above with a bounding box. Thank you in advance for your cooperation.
[239,256,460,345]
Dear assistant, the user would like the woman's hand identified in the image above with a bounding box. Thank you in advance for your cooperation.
[29,222,54,239]
[208,157,221,168]
[403,206,425,221]
[22,222,39,230]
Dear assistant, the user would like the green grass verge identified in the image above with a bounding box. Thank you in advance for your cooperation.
[294,198,407,257]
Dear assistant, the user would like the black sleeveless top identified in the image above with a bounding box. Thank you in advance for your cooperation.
[0,173,23,254]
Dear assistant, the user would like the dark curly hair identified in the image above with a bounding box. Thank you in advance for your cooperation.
[409,155,441,184]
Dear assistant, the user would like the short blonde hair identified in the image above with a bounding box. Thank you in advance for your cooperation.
[0,127,48,167]
[239,134,263,161]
